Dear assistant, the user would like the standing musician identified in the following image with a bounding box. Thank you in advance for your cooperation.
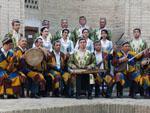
[47,40,71,97]
[7,19,22,48]
[0,35,23,98]
[75,28,94,52]
[130,28,147,53]
[14,37,46,98]
[94,41,115,98]
[68,38,96,99]
[59,29,74,55]
[113,41,143,98]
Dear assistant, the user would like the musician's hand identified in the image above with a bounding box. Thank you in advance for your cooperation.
[124,57,128,62]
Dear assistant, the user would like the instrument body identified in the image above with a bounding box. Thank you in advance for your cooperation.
[25,48,44,66]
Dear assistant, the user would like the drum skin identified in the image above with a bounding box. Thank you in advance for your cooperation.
[25,48,44,66]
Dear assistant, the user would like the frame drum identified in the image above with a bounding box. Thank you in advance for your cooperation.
[25,48,44,66]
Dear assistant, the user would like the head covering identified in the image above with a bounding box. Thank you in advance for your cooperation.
[2,34,13,45]
[121,39,129,46]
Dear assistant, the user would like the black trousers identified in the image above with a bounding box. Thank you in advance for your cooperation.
[76,74,92,96]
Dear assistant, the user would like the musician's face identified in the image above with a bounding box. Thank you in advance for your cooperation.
[101,31,107,39]
[94,43,101,51]
[4,43,13,51]
[42,28,49,37]
[100,19,106,28]
[19,38,27,48]
[82,30,89,38]
[13,22,20,32]
[79,40,86,49]
[79,17,86,26]
[36,39,43,47]
[122,44,130,52]
[62,30,69,39]
[133,30,141,39]
[61,20,68,28]
[54,42,61,52]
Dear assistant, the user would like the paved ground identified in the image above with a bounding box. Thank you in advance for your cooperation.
[0,97,150,113]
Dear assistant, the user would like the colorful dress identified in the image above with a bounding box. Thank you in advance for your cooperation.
[68,50,96,69]
[47,51,71,95]
[68,49,96,97]
[114,50,142,86]
[0,48,22,96]
[94,51,114,97]
[14,47,46,92]
[130,38,147,53]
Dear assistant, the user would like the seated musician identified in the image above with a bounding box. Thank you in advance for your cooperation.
[94,40,115,98]
[139,49,150,97]
[114,40,142,98]
[0,35,23,98]
[14,37,46,98]
[68,38,96,99]
[47,40,71,97]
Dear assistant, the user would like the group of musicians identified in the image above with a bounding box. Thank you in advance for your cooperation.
[0,17,149,99]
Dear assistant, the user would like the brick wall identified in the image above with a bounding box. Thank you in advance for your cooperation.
[125,0,150,47]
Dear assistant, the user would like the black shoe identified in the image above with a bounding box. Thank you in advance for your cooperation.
[88,95,93,99]
[30,94,40,98]
[0,95,5,99]
[130,94,136,99]
[105,94,111,98]
[7,94,18,99]
[88,93,93,99]
[95,95,99,98]
[117,92,123,98]
[76,94,81,99]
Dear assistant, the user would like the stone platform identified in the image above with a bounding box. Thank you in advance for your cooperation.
[0,97,150,113]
